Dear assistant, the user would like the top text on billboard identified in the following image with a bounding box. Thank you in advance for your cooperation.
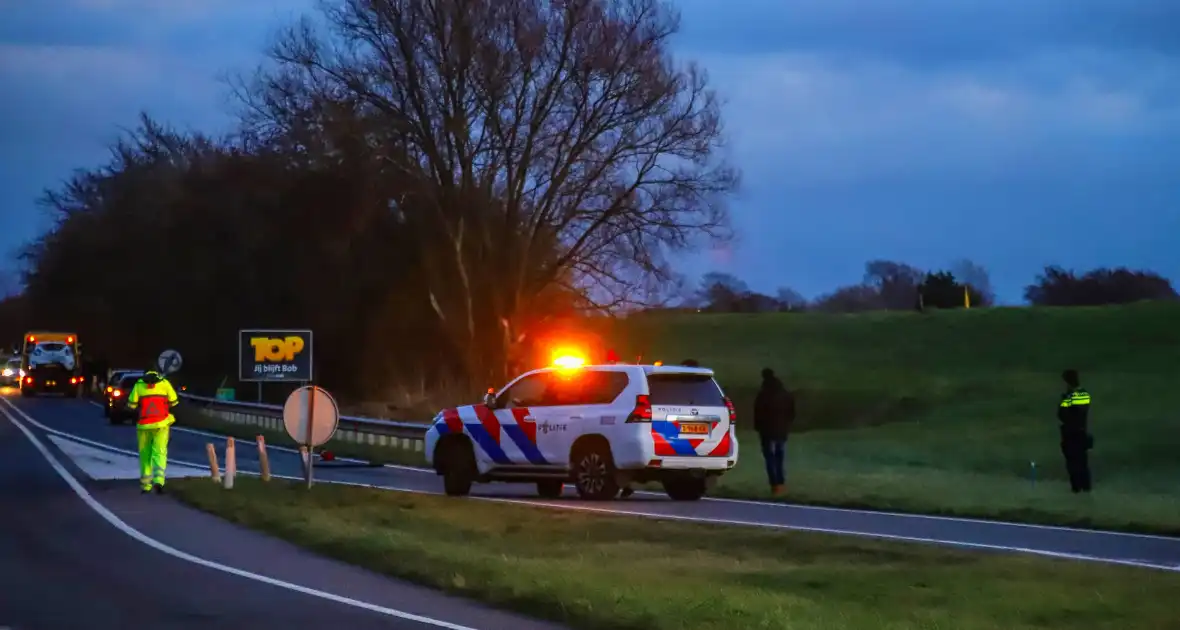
[239,329,313,382]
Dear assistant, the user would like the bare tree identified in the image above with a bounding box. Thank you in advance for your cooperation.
[243,0,738,381]
[813,284,883,313]
[0,267,18,298]
[695,271,747,310]
[864,259,924,310]
[951,258,995,306]
[775,287,807,311]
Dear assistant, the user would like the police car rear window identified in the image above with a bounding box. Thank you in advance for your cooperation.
[646,374,725,406]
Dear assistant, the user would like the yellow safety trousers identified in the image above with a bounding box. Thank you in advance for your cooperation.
[137,417,174,490]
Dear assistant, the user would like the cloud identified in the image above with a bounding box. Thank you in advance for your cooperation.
[674,0,1180,62]
[664,1,1180,294]
[698,49,1180,187]
[0,0,1176,302]
[0,0,314,263]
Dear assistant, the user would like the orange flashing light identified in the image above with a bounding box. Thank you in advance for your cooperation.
[66,336,74,344]
[549,345,587,370]
[653,361,663,366]
[552,354,585,369]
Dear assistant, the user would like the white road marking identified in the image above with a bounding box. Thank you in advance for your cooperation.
[38,398,1180,571]
[45,434,208,480]
[0,398,480,630]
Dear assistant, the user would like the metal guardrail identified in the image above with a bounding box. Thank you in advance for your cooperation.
[178,392,430,453]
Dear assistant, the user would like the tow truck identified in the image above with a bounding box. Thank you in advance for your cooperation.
[19,331,84,397]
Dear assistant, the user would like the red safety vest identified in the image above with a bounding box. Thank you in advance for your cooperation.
[136,385,172,426]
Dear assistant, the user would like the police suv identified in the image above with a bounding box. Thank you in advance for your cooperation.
[425,362,739,501]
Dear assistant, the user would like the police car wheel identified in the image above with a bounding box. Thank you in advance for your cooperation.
[439,439,476,496]
[536,480,564,499]
[663,477,707,501]
[443,471,473,496]
[573,446,620,500]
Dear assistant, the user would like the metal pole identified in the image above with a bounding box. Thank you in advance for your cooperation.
[305,384,317,489]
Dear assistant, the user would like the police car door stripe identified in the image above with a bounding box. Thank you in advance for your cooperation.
[510,408,537,444]
[490,409,528,463]
[459,406,511,464]
[501,407,547,465]
[473,404,501,444]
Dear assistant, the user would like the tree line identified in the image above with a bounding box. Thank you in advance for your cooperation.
[682,260,1176,314]
[0,0,737,400]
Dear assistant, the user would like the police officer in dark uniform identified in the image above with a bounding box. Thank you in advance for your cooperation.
[1057,369,1093,493]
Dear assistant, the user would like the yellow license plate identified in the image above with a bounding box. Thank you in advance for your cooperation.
[679,423,709,435]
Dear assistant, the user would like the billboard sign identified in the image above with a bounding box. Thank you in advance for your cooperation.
[238,329,313,382]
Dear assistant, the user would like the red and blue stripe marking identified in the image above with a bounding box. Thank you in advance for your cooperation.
[651,420,731,457]
[433,406,549,465]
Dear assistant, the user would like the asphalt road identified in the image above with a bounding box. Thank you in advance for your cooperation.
[7,393,1180,573]
[0,392,565,630]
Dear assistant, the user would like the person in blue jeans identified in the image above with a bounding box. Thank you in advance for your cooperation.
[753,368,796,496]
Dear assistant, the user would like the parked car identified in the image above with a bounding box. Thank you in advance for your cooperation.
[426,360,738,501]
[1,358,21,387]
[105,372,144,424]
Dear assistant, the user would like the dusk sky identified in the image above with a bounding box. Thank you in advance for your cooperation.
[1,0,1177,303]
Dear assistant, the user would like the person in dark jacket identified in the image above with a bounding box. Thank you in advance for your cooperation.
[1057,368,1093,493]
[753,367,796,496]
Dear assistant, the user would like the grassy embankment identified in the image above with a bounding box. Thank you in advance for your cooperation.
[170,302,1180,534]
[172,477,1180,630]
[619,301,1180,535]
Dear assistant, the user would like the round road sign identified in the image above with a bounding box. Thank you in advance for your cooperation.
[157,349,183,375]
[283,385,340,447]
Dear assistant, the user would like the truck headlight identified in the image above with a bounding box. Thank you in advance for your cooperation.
[1,369,11,377]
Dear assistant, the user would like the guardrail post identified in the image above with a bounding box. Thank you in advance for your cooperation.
[205,443,221,483]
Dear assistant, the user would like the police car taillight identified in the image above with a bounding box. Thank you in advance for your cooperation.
[626,394,652,423]
[724,396,736,425]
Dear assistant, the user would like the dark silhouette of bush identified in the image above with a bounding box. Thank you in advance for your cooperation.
[1024,266,1178,306]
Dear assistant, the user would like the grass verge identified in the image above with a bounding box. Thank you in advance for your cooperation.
[171,406,428,468]
[171,477,1180,630]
